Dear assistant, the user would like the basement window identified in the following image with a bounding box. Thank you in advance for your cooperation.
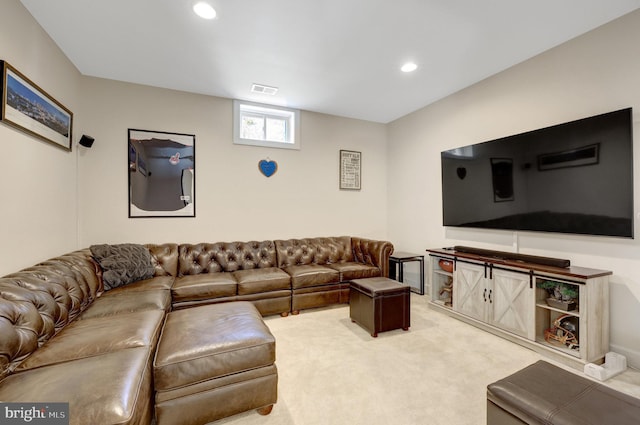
[233,100,300,150]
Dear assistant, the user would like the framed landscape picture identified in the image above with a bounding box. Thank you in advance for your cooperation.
[0,61,73,151]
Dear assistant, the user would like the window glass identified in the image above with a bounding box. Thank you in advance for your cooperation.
[241,114,265,140]
[266,117,287,142]
[233,100,300,150]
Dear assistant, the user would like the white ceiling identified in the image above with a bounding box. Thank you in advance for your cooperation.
[20,0,640,123]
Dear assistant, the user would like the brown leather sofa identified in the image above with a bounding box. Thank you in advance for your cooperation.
[154,236,392,315]
[0,236,392,425]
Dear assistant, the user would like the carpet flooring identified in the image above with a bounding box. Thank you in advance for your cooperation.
[214,294,640,425]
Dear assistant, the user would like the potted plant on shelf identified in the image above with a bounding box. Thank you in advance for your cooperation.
[537,280,578,311]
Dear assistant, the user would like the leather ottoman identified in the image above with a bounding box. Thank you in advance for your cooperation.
[153,302,277,425]
[487,360,640,424]
[349,277,410,337]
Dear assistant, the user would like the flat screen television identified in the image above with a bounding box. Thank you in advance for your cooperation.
[441,108,634,238]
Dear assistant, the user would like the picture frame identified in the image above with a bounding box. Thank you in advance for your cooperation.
[339,150,362,190]
[0,60,73,151]
[490,158,514,202]
[128,129,195,218]
[537,143,600,171]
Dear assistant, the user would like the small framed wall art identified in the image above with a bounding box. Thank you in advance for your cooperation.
[0,60,73,151]
[340,150,362,190]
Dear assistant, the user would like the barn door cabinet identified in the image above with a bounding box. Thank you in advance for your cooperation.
[454,261,534,340]
[427,248,611,367]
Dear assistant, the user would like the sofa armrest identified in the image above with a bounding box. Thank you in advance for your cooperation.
[350,238,394,277]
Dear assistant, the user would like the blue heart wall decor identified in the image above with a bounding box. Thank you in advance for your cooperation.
[258,159,278,177]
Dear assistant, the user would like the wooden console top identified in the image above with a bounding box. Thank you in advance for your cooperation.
[426,248,612,280]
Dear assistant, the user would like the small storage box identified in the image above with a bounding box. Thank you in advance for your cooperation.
[349,277,410,337]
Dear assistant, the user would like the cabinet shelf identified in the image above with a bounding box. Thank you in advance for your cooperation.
[429,257,454,307]
[535,337,581,358]
[431,299,451,309]
[535,302,580,317]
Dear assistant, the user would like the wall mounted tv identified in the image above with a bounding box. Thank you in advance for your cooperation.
[441,108,634,238]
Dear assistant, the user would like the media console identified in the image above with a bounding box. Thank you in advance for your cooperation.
[426,247,611,368]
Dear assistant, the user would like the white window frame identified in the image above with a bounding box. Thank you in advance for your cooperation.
[233,100,300,150]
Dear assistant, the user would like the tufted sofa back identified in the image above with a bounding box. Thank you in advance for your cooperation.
[275,236,353,267]
[0,250,101,380]
[0,297,42,379]
[147,243,179,277]
[351,237,391,272]
[177,241,278,276]
[146,239,388,277]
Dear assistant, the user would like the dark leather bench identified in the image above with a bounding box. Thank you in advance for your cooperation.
[487,360,640,425]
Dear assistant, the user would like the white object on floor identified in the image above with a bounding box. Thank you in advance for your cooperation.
[584,352,627,381]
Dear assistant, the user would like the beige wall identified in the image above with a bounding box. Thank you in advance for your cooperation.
[77,77,388,246]
[0,0,82,275]
[388,10,640,367]
[2,0,639,368]
[0,0,388,273]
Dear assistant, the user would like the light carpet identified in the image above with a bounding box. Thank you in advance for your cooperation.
[214,294,640,425]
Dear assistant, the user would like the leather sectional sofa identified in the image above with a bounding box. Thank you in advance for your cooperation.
[0,236,393,425]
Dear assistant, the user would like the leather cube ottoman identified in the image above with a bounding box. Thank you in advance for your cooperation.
[350,277,410,337]
[487,360,640,424]
[153,301,277,425]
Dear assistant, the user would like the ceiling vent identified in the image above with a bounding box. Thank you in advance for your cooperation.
[251,83,278,95]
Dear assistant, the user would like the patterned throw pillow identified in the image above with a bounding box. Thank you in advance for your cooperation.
[90,244,155,290]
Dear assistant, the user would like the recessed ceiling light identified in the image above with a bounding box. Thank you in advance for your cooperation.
[401,62,418,73]
[193,2,217,19]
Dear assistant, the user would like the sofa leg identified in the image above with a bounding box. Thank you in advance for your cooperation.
[292,310,300,315]
[257,405,274,416]
[280,312,289,317]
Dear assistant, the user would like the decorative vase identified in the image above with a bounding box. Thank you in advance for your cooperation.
[438,259,454,273]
